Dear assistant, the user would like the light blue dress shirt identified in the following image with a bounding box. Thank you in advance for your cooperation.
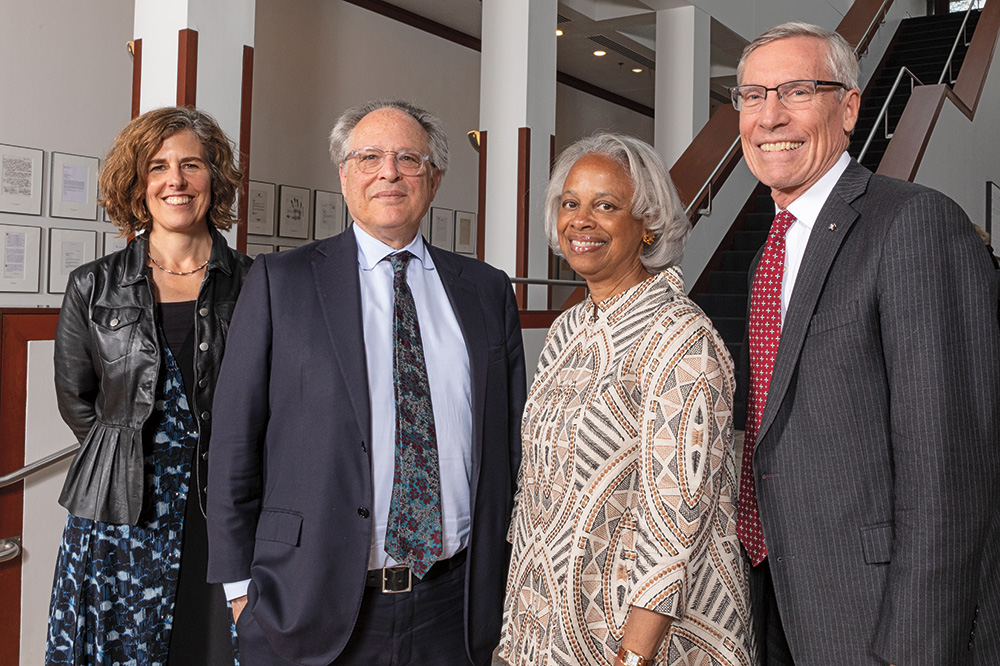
[352,223,472,570]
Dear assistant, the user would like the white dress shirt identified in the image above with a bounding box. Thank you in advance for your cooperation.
[224,226,472,600]
[779,151,851,324]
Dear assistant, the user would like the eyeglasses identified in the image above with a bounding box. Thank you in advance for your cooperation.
[344,147,433,176]
[730,79,849,112]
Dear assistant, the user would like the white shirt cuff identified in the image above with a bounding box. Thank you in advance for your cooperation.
[223,579,251,601]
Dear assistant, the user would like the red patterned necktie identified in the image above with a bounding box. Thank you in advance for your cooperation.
[737,209,796,566]
[384,251,443,578]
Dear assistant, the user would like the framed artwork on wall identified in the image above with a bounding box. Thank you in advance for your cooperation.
[248,180,276,236]
[102,231,128,256]
[50,152,99,220]
[419,209,431,241]
[0,144,44,215]
[0,223,42,292]
[454,211,477,255]
[313,190,345,240]
[246,243,274,258]
[430,207,454,251]
[48,228,97,294]
[278,185,310,239]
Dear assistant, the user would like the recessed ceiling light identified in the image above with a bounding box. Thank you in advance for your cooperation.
[632,67,643,73]
[556,29,563,36]
[593,50,607,57]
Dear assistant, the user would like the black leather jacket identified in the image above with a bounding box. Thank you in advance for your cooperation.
[54,227,252,525]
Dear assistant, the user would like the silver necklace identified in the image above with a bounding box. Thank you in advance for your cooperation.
[147,252,209,276]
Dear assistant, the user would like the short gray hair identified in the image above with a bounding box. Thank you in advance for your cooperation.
[737,21,859,91]
[544,133,691,272]
[328,99,449,174]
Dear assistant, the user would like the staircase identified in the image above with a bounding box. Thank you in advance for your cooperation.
[692,9,983,429]
[850,9,981,168]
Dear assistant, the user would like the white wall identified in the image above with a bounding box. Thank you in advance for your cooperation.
[20,340,74,666]
[555,82,655,152]
[0,0,134,307]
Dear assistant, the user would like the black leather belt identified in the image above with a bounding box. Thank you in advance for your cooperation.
[365,549,467,593]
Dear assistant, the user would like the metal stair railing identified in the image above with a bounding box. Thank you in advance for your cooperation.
[858,2,983,164]
[0,444,79,562]
[858,67,925,162]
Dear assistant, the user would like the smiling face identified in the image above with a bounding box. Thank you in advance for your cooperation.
[739,36,860,208]
[144,129,212,236]
[339,107,441,249]
[557,153,650,302]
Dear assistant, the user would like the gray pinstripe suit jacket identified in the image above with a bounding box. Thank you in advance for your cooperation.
[747,160,999,665]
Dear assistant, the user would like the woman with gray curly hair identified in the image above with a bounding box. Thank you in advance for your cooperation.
[500,133,754,666]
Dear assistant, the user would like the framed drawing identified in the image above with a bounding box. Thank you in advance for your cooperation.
[278,185,310,239]
[103,232,128,256]
[0,224,42,292]
[50,152,99,220]
[557,256,578,281]
[48,228,97,294]
[419,210,431,241]
[248,180,276,236]
[454,211,477,255]
[278,245,300,252]
[0,144,43,215]
[246,243,274,258]
[313,190,345,240]
[430,207,454,251]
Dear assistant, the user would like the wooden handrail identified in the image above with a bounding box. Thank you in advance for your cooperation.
[878,0,999,179]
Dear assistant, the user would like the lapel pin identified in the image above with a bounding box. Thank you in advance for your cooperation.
[828,223,838,231]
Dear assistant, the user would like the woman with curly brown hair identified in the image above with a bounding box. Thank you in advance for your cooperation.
[46,106,252,666]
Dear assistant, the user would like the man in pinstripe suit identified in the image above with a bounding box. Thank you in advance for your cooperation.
[733,22,999,666]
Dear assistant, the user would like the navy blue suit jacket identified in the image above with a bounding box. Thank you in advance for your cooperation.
[207,229,526,666]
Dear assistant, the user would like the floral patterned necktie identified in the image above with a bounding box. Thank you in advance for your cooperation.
[383,251,443,578]
[737,209,795,566]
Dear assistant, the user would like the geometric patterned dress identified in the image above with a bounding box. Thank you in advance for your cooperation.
[45,334,237,666]
[500,268,756,666]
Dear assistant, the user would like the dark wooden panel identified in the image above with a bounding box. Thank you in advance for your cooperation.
[953,0,1000,113]
[515,128,531,307]
[238,45,254,254]
[131,38,142,120]
[877,84,949,180]
[519,310,564,329]
[0,310,60,666]
[877,0,999,178]
[177,28,198,107]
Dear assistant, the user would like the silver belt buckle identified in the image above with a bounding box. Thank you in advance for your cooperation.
[382,565,412,593]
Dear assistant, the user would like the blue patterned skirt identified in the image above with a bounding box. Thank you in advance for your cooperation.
[46,344,237,666]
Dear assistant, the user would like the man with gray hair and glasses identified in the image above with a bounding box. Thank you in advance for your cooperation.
[731,21,999,666]
[207,99,525,665]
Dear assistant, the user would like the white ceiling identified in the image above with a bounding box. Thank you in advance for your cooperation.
[379,0,746,109]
